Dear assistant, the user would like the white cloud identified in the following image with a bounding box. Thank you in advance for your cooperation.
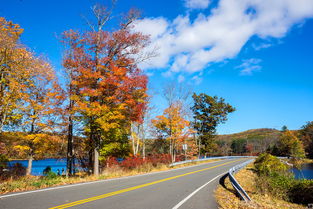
[252,43,272,51]
[178,75,185,83]
[133,17,168,40]
[184,0,211,9]
[236,58,262,76]
[191,74,203,84]
[133,0,313,75]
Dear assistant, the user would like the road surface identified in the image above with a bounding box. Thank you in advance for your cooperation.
[0,158,250,209]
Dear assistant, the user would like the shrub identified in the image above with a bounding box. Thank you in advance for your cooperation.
[146,154,171,166]
[175,155,185,162]
[0,154,8,169]
[105,157,119,167]
[254,153,288,176]
[120,156,144,170]
[43,166,52,175]
[9,163,26,177]
[254,153,313,205]
[289,179,313,205]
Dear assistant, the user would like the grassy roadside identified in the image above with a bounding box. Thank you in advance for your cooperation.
[0,158,221,195]
[215,163,307,209]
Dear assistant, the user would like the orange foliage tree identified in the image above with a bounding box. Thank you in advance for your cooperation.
[0,17,31,131]
[62,5,149,175]
[17,63,63,175]
[152,102,191,163]
[0,17,64,175]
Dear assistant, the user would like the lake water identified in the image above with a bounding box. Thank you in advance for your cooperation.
[291,163,313,180]
[9,158,67,176]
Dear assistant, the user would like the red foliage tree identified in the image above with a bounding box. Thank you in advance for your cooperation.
[62,5,150,175]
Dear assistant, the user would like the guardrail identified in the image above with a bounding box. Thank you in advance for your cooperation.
[228,159,254,202]
[169,156,252,167]
[170,156,254,202]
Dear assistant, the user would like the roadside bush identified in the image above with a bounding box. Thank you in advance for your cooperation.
[289,179,313,205]
[254,153,288,176]
[146,154,171,166]
[175,155,185,162]
[9,163,26,177]
[0,154,8,169]
[43,166,52,175]
[105,157,119,167]
[44,171,57,179]
[103,154,172,171]
[254,153,313,205]
[120,156,144,170]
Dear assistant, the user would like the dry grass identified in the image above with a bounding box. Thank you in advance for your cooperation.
[215,163,306,209]
[0,158,220,194]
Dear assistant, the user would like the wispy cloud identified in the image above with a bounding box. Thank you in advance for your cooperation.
[191,74,203,85]
[178,75,185,83]
[184,0,211,9]
[236,58,262,76]
[133,0,313,75]
[252,43,272,51]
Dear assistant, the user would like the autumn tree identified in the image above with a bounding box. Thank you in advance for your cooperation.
[299,121,313,159]
[281,125,288,132]
[62,5,150,175]
[276,130,305,158]
[61,30,82,175]
[0,17,64,175]
[152,102,190,163]
[191,93,235,157]
[14,60,63,175]
[0,17,32,131]
[129,95,156,158]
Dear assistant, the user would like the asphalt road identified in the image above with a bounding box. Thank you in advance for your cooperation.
[0,158,250,209]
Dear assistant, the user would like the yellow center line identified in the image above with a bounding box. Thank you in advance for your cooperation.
[49,159,243,209]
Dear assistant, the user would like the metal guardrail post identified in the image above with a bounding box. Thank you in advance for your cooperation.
[228,159,254,202]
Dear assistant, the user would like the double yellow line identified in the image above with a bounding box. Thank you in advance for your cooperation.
[50,159,242,209]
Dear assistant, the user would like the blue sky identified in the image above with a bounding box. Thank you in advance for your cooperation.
[1,0,313,134]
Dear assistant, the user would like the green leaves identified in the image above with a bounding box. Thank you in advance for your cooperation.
[191,93,235,154]
[254,153,288,176]
[277,131,305,158]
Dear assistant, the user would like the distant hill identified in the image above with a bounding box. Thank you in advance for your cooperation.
[215,128,283,155]
[216,128,281,142]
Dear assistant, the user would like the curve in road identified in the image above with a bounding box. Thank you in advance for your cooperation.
[0,158,251,209]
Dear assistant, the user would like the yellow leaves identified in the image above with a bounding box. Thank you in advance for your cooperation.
[13,145,30,152]
[1,17,62,133]
[12,133,62,158]
[95,108,126,132]
[152,102,190,142]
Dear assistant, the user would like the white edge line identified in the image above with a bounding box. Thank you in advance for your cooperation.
[0,158,230,198]
[172,172,226,209]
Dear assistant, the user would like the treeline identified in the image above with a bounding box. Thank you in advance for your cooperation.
[214,123,313,158]
[0,5,236,177]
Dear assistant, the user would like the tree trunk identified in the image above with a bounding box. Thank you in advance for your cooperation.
[93,147,99,176]
[142,138,146,160]
[198,137,201,159]
[169,139,173,162]
[135,135,140,156]
[0,103,9,133]
[172,141,176,163]
[132,134,135,155]
[26,155,33,175]
[66,115,74,176]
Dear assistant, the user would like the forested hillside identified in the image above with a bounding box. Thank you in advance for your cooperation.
[215,128,281,155]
